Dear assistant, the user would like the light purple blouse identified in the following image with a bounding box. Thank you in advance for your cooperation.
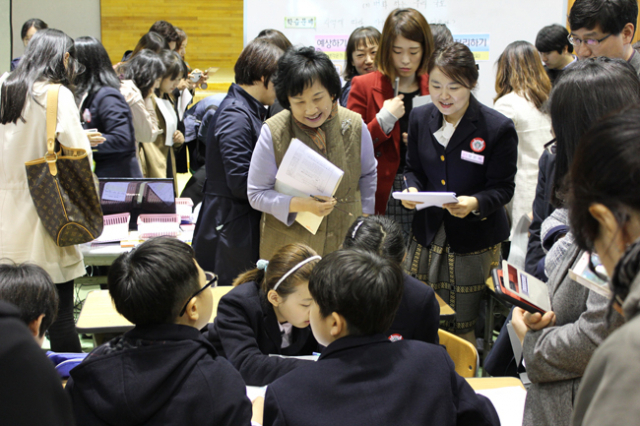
[247,121,377,225]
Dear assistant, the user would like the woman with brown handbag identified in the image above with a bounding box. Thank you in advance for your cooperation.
[0,29,102,352]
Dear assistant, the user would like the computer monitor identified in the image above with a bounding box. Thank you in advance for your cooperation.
[98,178,176,229]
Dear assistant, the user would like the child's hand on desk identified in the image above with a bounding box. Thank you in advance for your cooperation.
[512,307,557,345]
[400,187,420,209]
[443,196,478,218]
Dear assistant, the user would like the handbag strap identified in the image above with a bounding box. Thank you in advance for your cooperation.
[45,84,61,175]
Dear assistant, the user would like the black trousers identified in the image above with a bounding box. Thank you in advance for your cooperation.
[48,280,81,352]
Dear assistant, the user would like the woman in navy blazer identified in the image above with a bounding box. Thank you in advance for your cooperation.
[402,43,517,342]
[192,40,283,286]
[206,243,320,386]
[75,37,140,178]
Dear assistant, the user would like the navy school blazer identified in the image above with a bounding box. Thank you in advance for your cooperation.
[404,95,517,253]
[264,334,500,426]
[80,86,140,178]
[386,273,440,344]
[205,281,318,386]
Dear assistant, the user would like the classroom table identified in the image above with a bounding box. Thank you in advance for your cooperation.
[435,292,456,320]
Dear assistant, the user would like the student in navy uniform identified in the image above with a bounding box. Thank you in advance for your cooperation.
[206,243,320,386]
[11,18,48,71]
[193,40,283,286]
[342,215,439,344]
[66,237,255,426]
[402,42,517,344]
[263,249,500,426]
[75,36,140,177]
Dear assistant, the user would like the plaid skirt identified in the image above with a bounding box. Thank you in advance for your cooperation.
[404,223,501,334]
[385,173,415,244]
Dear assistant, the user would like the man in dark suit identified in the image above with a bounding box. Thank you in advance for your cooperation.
[263,250,499,426]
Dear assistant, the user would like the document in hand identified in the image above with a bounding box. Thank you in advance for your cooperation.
[392,191,458,210]
[274,139,344,235]
[569,252,611,298]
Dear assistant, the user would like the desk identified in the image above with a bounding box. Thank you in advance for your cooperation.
[76,288,231,340]
[466,377,525,390]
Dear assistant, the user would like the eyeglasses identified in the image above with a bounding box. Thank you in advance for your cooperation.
[179,271,217,317]
[567,33,612,47]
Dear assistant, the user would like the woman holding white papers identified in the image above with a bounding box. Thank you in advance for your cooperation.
[401,43,517,344]
[248,47,377,259]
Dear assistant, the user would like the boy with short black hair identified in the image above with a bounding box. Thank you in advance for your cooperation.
[0,261,59,346]
[569,0,640,74]
[263,249,500,426]
[66,237,254,426]
[535,24,577,84]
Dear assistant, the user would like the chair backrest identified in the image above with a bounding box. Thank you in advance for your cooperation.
[209,286,233,323]
[438,329,478,377]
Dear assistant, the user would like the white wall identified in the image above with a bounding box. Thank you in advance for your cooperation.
[11,0,101,59]
[0,0,11,74]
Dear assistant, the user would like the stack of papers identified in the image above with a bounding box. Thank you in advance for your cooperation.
[392,191,458,210]
[275,139,344,234]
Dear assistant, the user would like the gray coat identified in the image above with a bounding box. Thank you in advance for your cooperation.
[571,269,640,425]
[522,242,624,426]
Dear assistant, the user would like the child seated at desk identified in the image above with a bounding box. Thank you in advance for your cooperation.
[206,243,320,386]
[342,215,440,344]
[66,237,256,426]
[263,249,499,426]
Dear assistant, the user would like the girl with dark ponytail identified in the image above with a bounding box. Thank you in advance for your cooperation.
[206,243,320,386]
[342,215,439,344]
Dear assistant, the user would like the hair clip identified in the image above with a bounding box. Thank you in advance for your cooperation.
[351,219,364,239]
[256,259,269,272]
[273,255,321,291]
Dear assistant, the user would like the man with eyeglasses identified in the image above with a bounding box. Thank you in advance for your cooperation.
[536,24,578,85]
[569,0,640,76]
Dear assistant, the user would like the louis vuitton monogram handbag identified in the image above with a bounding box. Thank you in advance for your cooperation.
[24,84,103,247]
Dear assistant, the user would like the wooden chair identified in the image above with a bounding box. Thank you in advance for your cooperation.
[210,286,233,322]
[438,329,478,378]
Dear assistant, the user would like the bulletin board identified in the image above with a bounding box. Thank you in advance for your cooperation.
[244,0,568,105]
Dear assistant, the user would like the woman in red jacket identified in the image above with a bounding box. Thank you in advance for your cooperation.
[347,8,433,232]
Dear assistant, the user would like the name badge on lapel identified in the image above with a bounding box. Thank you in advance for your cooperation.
[461,150,484,165]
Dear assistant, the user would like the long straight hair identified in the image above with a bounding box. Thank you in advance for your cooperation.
[1,29,78,125]
[74,36,121,104]
[494,41,552,110]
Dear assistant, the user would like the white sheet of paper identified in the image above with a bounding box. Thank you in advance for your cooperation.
[392,191,458,211]
[246,386,267,401]
[178,88,193,121]
[155,98,178,147]
[476,387,526,426]
[102,182,129,202]
[275,139,344,234]
[412,94,432,108]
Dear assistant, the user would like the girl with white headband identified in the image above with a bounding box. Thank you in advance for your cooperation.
[205,243,321,386]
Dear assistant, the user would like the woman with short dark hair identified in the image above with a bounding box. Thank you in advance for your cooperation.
[75,36,139,177]
[248,46,377,260]
[192,39,284,286]
[11,18,48,71]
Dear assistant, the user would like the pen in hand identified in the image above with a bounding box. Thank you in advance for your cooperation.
[310,195,353,217]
